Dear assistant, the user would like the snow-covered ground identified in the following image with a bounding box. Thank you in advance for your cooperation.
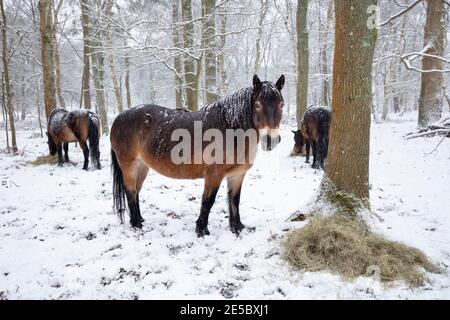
[0,112,449,299]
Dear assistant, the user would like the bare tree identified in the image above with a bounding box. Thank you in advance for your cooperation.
[0,0,16,152]
[39,0,57,118]
[172,0,183,107]
[80,0,92,109]
[418,0,447,128]
[203,0,218,104]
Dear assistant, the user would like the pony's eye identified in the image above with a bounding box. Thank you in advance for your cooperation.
[255,102,263,110]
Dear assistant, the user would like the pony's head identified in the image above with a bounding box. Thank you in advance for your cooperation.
[46,132,57,155]
[292,129,306,154]
[252,74,285,151]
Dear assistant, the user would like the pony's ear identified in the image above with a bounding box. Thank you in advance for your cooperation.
[46,132,49,137]
[253,75,262,91]
[292,130,297,134]
[276,75,285,91]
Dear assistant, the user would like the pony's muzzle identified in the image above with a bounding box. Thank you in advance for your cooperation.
[261,134,281,151]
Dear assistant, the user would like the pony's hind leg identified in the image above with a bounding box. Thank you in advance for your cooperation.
[56,142,64,166]
[305,140,311,163]
[227,173,246,235]
[196,172,223,237]
[135,163,149,223]
[79,141,90,170]
[121,160,145,229]
[63,143,69,162]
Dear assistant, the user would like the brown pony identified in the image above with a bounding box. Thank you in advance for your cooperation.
[47,108,102,170]
[110,75,285,237]
[292,106,331,169]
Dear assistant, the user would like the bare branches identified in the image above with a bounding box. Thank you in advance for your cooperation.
[379,0,423,27]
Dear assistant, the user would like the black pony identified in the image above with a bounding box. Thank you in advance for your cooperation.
[292,106,331,169]
[47,108,102,170]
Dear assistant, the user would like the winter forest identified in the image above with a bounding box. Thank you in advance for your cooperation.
[0,0,450,300]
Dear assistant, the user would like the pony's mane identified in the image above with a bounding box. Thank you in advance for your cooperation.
[201,87,254,130]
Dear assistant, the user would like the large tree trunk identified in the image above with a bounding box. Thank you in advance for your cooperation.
[181,0,199,111]
[80,0,92,110]
[172,0,183,107]
[105,0,123,113]
[91,44,109,135]
[53,0,65,108]
[202,0,218,104]
[39,0,57,118]
[1,0,17,153]
[321,0,377,207]
[296,0,309,128]
[418,0,447,128]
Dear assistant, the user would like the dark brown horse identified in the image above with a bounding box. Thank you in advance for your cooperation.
[47,108,102,170]
[292,106,331,169]
[111,75,285,237]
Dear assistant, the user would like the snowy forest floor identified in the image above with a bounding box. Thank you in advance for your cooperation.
[1,111,450,299]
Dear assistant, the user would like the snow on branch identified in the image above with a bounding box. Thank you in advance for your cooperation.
[378,0,423,27]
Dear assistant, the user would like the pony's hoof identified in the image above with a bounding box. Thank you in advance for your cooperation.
[230,222,246,235]
[131,220,143,229]
[57,163,64,167]
[82,166,88,171]
[196,226,210,238]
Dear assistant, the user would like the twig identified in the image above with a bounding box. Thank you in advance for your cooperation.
[425,129,450,156]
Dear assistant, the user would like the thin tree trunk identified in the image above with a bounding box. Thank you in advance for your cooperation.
[1,73,10,151]
[296,0,309,128]
[80,0,91,110]
[217,6,227,95]
[172,0,183,107]
[254,0,268,75]
[125,51,131,109]
[202,0,218,104]
[39,0,57,118]
[182,0,199,110]
[105,0,123,113]
[320,0,333,107]
[320,0,377,207]
[53,0,65,108]
[91,48,109,135]
[1,0,17,153]
[418,0,446,128]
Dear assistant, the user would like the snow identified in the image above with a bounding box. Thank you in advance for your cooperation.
[1,112,450,299]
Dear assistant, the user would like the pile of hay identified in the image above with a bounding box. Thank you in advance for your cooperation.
[28,154,59,166]
[283,214,439,286]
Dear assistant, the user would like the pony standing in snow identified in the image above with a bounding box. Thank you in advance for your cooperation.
[292,106,332,169]
[47,108,102,170]
[110,75,285,237]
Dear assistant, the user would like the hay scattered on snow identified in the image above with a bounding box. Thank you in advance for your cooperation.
[28,154,59,166]
[283,214,439,286]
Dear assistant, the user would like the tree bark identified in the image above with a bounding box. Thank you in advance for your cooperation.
[296,0,309,128]
[418,0,447,128]
[80,0,92,110]
[203,0,218,104]
[181,0,199,110]
[172,0,183,107]
[125,51,132,109]
[321,0,377,207]
[39,0,57,118]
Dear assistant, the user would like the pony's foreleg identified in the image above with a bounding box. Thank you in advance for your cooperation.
[305,140,311,163]
[196,174,222,237]
[227,174,246,235]
[79,141,90,170]
[63,143,69,162]
[57,143,64,166]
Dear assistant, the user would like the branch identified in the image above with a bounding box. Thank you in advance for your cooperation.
[379,0,423,27]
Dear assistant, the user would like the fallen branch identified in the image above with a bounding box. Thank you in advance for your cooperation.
[405,129,450,140]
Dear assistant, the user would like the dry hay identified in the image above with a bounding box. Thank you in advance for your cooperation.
[283,214,440,286]
[28,154,59,166]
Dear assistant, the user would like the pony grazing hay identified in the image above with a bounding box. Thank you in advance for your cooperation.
[283,214,439,286]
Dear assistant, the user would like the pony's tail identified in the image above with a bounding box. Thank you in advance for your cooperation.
[111,149,126,224]
[88,114,101,170]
